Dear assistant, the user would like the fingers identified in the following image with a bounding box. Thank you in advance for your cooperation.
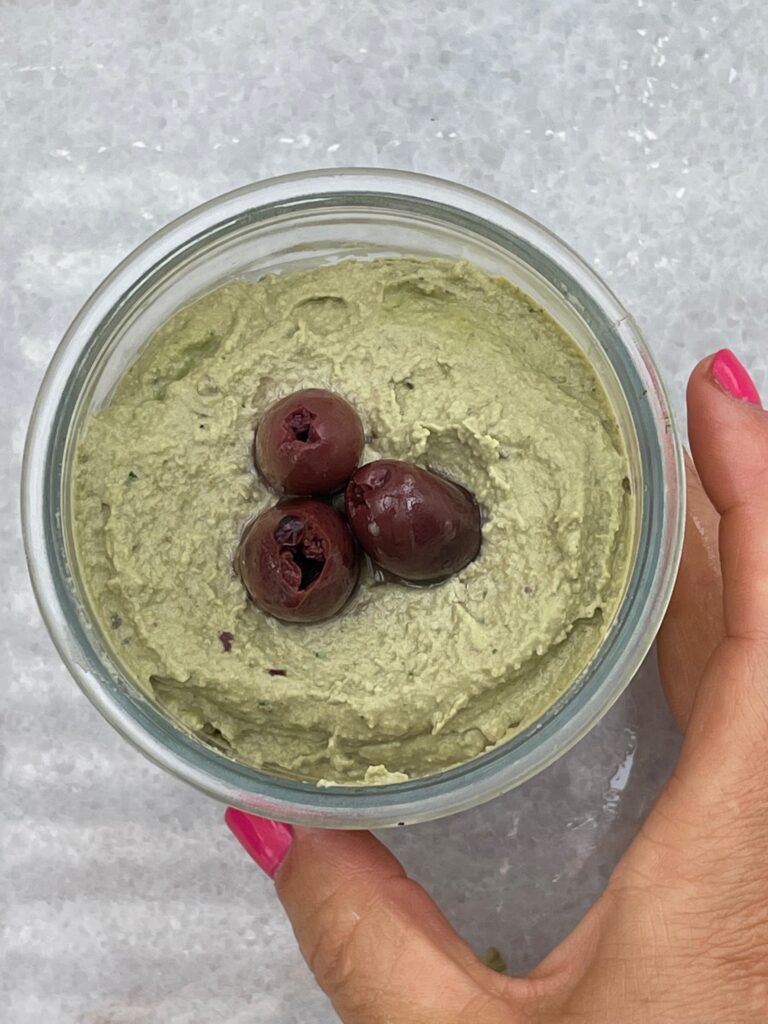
[581,359,768,1013]
[226,811,520,1024]
[657,452,723,729]
[678,350,768,769]
[687,350,768,644]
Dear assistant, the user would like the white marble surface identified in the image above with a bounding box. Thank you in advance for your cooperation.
[2,1,767,1021]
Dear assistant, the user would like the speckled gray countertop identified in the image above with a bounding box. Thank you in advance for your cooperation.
[2,1,767,1021]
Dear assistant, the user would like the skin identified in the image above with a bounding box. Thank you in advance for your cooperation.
[263,356,768,1023]
[72,258,630,783]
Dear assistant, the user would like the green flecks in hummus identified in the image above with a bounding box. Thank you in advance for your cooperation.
[73,258,632,784]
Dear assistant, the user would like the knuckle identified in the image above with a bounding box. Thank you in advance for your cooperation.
[300,879,398,1004]
[302,888,363,991]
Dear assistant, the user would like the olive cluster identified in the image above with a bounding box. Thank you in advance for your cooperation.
[237,389,482,623]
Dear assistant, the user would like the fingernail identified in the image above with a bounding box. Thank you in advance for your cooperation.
[225,808,294,877]
[711,349,762,407]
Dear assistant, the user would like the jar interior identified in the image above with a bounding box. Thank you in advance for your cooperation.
[59,194,643,787]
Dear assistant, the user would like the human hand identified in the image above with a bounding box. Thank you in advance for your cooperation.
[226,349,768,1023]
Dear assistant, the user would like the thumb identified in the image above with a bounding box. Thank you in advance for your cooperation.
[225,810,520,1024]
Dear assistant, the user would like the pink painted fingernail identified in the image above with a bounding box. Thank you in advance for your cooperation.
[225,808,293,877]
[711,349,762,407]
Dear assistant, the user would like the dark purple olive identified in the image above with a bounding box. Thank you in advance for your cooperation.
[345,460,482,583]
[236,499,359,623]
[254,389,364,495]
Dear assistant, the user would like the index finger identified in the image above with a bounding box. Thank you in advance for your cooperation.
[687,349,768,645]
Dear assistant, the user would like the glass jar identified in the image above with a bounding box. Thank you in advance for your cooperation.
[22,169,684,827]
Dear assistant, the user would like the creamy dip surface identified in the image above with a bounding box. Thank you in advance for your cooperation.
[73,258,632,784]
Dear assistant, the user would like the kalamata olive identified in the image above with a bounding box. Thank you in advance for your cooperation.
[254,389,364,495]
[236,499,359,623]
[345,460,482,583]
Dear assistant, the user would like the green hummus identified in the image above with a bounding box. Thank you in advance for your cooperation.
[73,258,631,784]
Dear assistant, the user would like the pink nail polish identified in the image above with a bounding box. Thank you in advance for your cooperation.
[225,808,293,877]
[711,349,762,407]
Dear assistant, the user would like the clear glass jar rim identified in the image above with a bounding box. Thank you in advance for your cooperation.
[21,168,685,827]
